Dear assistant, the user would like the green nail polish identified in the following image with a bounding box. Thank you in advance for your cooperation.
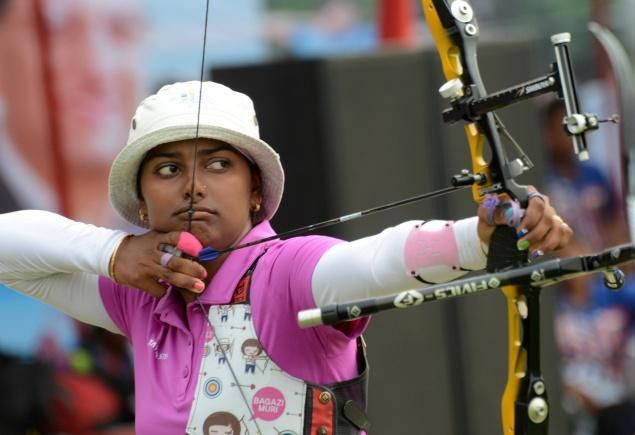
[517,240,530,251]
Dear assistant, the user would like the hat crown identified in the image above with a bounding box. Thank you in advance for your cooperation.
[128,81,260,149]
[109,80,284,228]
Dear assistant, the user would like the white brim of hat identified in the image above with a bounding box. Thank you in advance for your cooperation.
[109,124,284,228]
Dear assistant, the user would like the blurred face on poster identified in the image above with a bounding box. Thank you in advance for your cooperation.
[0,0,143,224]
[44,0,143,166]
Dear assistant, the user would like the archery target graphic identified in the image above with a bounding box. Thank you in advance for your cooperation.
[203,378,222,399]
[202,343,211,358]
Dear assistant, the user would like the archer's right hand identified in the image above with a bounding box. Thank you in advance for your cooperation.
[111,231,208,298]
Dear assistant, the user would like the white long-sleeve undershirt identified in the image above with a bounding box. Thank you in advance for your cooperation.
[0,211,485,332]
[311,218,485,306]
[0,210,125,333]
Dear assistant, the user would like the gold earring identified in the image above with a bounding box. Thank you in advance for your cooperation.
[139,210,147,222]
[251,203,261,213]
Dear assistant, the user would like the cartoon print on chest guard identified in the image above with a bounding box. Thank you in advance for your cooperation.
[203,411,241,434]
[243,305,252,321]
[241,338,267,374]
[213,338,234,365]
[217,305,234,323]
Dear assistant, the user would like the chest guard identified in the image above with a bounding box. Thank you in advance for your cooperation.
[186,253,370,434]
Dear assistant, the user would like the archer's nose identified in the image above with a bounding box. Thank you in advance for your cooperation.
[183,173,207,200]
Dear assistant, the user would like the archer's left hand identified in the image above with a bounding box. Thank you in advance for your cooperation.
[477,187,573,258]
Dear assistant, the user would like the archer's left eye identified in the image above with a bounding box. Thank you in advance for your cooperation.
[207,159,230,171]
[156,163,180,176]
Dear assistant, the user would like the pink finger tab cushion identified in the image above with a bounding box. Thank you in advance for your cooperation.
[404,222,459,272]
[176,232,203,257]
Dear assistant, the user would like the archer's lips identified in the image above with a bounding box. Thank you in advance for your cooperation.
[174,207,217,219]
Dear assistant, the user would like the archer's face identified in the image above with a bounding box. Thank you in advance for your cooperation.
[138,138,261,250]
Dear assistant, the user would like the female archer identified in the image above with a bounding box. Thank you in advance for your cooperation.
[0,81,571,434]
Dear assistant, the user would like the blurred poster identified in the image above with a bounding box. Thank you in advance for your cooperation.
[0,0,271,348]
[0,0,144,226]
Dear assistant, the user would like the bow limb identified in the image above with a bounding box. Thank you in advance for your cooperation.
[421,2,541,434]
[589,22,635,240]
[422,0,492,202]
[421,0,529,204]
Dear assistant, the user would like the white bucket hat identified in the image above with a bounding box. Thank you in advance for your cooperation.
[109,81,284,228]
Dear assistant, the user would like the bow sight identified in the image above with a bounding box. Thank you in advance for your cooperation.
[438,30,615,180]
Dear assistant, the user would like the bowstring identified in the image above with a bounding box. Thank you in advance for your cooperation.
[187,0,210,231]
[190,1,262,432]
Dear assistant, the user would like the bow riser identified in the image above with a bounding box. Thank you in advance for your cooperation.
[422,1,544,434]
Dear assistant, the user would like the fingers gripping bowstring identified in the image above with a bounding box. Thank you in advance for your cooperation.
[190,1,263,432]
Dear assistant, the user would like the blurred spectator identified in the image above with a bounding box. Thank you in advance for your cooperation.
[555,265,635,435]
[0,0,141,432]
[284,0,375,58]
[579,78,622,206]
[542,99,635,435]
[542,99,626,250]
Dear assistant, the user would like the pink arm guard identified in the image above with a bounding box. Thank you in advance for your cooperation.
[404,221,460,277]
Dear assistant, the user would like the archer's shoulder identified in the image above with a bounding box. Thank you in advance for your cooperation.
[261,235,345,272]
